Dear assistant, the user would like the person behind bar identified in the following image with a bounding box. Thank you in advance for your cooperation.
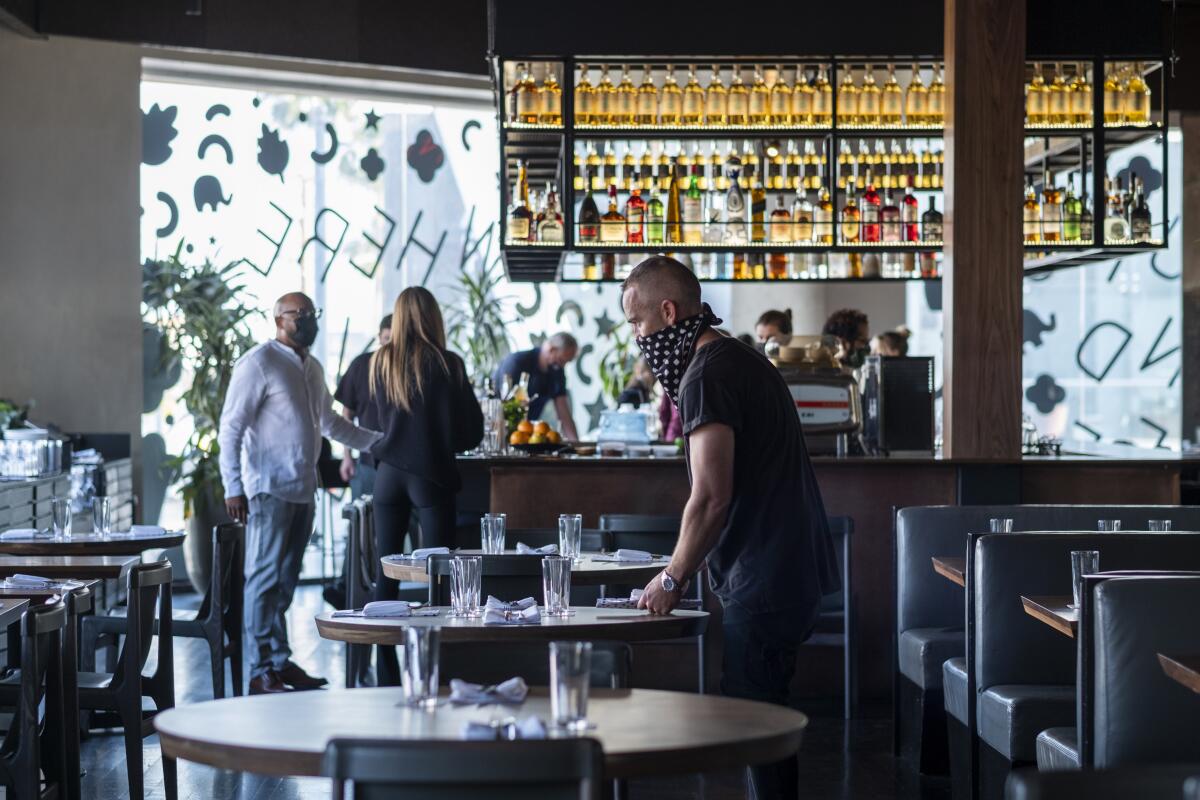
[369,287,483,685]
[755,308,793,346]
[621,256,839,800]
[616,357,656,408]
[872,326,911,357]
[822,307,871,369]
[492,332,581,441]
[219,292,382,695]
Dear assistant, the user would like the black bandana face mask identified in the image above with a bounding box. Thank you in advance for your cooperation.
[634,304,723,406]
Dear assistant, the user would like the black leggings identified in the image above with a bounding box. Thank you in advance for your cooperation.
[372,462,456,685]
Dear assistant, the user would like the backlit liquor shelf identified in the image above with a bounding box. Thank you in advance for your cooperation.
[494,56,1167,283]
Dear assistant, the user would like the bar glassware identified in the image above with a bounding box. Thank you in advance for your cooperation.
[1148,519,1172,532]
[1070,550,1100,609]
[92,496,111,536]
[558,513,583,559]
[1097,520,1122,532]
[400,625,441,708]
[449,556,482,617]
[542,555,572,617]
[989,518,1014,533]
[51,497,72,539]
[481,513,507,554]
[550,641,592,732]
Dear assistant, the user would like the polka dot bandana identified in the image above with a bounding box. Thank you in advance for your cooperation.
[634,304,723,406]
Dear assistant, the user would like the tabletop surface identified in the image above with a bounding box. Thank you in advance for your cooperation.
[0,599,30,628]
[155,687,807,779]
[932,556,966,587]
[1158,653,1200,694]
[382,552,668,585]
[316,606,709,644]
[0,579,100,610]
[0,555,140,580]
[1021,595,1078,638]
[0,530,184,556]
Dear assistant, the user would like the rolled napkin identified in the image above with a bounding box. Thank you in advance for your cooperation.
[0,529,49,541]
[395,547,451,561]
[129,524,166,537]
[482,604,541,625]
[596,588,704,610]
[462,715,547,741]
[330,603,439,618]
[448,676,529,706]
[485,595,537,611]
[591,548,657,562]
[515,542,558,555]
[4,574,55,588]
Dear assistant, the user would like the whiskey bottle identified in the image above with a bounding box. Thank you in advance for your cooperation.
[1026,63,1047,126]
[880,188,901,243]
[1103,67,1123,124]
[861,171,881,242]
[1125,62,1151,124]
[1023,177,1042,242]
[646,177,665,244]
[837,67,860,127]
[508,160,533,241]
[540,69,562,125]
[636,65,658,125]
[727,67,750,126]
[812,65,833,126]
[700,196,725,279]
[919,196,941,277]
[749,65,771,125]
[724,157,747,243]
[750,167,767,242]
[572,150,584,192]
[621,146,637,192]
[1069,63,1092,126]
[625,176,646,243]
[600,184,626,243]
[586,142,603,191]
[575,65,596,126]
[695,149,710,191]
[1041,171,1062,242]
[583,252,599,281]
[616,65,637,126]
[537,183,565,243]
[1063,175,1082,241]
[770,65,793,125]
[841,177,861,243]
[516,63,540,124]
[578,180,601,243]
[603,142,617,190]
[858,64,882,127]
[901,176,919,242]
[683,174,704,244]
[881,63,903,126]
[705,65,728,126]
[596,65,617,126]
[792,66,814,125]
[927,64,945,126]
[660,65,683,126]
[1130,176,1151,241]
[666,167,682,243]
[1048,63,1070,125]
[814,185,834,244]
[792,190,814,242]
[1103,177,1129,241]
[683,64,706,126]
[905,63,928,126]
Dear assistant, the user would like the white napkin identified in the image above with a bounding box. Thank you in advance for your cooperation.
[596,588,704,610]
[0,529,48,541]
[462,715,547,740]
[482,604,541,625]
[330,603,438,618]
[394,547,450,560]
[485,595,537,611]
[515,542,558,555]
[4,574,55,588]
[448,676,529,705]
[591,548,658,562]
[128,525,165,537]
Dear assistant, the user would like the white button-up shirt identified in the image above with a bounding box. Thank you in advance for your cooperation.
[218,340,382,505]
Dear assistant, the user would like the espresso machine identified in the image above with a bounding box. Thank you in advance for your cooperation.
[770,338,863,456]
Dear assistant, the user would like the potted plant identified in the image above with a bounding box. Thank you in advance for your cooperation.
[446,257,513,384]
[142,245,259,592]
[597,326,638,404]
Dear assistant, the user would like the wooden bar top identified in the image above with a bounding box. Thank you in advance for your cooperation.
[1021,595,1078,638]
[932,556,966,587]
[1158,653,1200,694]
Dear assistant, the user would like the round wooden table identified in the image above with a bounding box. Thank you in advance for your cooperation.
[154,687,807,779]
[381,552,667,586]
[0,530,185,556]
[315,606,708,645]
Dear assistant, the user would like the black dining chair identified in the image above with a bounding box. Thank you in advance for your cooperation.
[77,561,177,800]
[322,737,605,800]
[1006,764,1200,800]
[598,513,681,555]
[82,522,245,698]
[506,527,607,553]
[800,515,857,718]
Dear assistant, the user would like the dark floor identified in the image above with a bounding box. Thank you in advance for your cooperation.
[79,586,951,799]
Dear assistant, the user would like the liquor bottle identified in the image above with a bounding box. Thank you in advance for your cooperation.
[724,157,747,243]
[695,149,710,191]
[1125,62,1151,124]
[596,65,616,126]
[1045,63,1069,125]
[902,176,919,241]
[766,194,793,244]
[859,64,882,126]
[586,142,603,190]
[812,64,833,126]
[537,183,565,242]
[572,150,584,191]
[635,65,658,125]
[1063,175,1082,241]
[540,69,562,125]
[679,173,703,244]
[578,180,601,243]
[1026,63,1046,126]
[646,177,665,244]
[837,67,860,127]
[1023,177,1041,242]
[727,66,749,125]
[861,171,881,242]
[583,252,599,281]
[575,64,596,126]
[507,62,524,123]
[901,65,925,127]
[682,64,705,125]
[621,146,638,191]
[841,177,861,243]
[705,65,728,126]
[750,167,767,242]
[1041,172,1062,242]
[770,65,793,125]
[927,64,945,126]
[1069,63,1092,126]
[1080,189,1094,241]
[660,65,683,125]
[792,66,814,125]
[1103,66,1123,124]
[749,65,771,125]
[603,142,617,190]
[919,196,942,277]
[1103,177,1129,241]
[615,65,637,126]
[792,189,814,242]
[666,167,682,243]
[880,188,901,243]
[625,175,646,243]
[516,63,540,124]
[814,184,834,244]
[881,63,903,126]
[700,195,725,279]
[1120,175,1132,221]
[508,160,533,241]
[1130,176,1151,241]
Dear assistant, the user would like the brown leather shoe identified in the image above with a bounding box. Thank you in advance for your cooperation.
[249,669,291,695]
[278,660,328,690]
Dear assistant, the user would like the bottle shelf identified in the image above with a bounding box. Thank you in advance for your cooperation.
[572,242,942,253]
[573,125,836,138]
[560,275,939,284]
[503,240,568,249]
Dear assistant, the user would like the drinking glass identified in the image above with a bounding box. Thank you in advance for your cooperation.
[558,514,583,559]
[1097,520,1122,532]
[92,496,111,536]
[51,497,72,539]
[1148,519,1172,532]
[1070,550,1100,609]
[989,518,1014,533]
[542,556,572,617]
[480,513,507,554]
[449,556,482,617]
[550,641,592,732]
[400,625,441,708]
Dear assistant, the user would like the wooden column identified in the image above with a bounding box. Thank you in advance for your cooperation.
[1182,112,1200,445]
[942,0,1025,459]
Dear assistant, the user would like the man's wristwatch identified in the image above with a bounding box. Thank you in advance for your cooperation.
[660,569,686,593]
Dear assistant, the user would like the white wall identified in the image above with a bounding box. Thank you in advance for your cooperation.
[718,282,908,340]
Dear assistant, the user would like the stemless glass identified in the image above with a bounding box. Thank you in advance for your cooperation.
[1070,550,1100,609]
[481,513,507,554]
[449,556,482,617]
[400,625,441,708]
[542,556,572,617]
[1148,519,1172,532]
[550,641,592,732]
[51,497,72,539]
[92,496,111,536]
[558,514,583,559]
[1097,520,1122,532]
[989,518,1014,533]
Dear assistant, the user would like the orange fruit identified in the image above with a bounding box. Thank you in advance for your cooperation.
[546,430,561,444]
[533,421,551,436]
[528,433,546,445]
[509,430,530,445]
[517,419,534,435]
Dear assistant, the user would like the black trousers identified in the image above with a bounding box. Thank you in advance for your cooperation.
[372,462,456,685]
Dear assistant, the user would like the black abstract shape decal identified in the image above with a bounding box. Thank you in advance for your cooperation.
[252,97,261,108]
[310,123,338,164]
[197,134,233,164]
[394,210,447,286]
[461,119,482,150]
[185,244,194,253]
[516,284,542,318]
[205,103,231,121]
[237,201,293,277]
[193,175,232,212]
[1140,317,1180,370]
[407,129,445,183]
[1075,321,1133,382]
[364,109,381,131]
[530,332,547,348]
[459,206,496,271]
[153,192,179,238]
[1073,421,1102,441]
[1115,155,1163,195]
[360,148,385,181]
[257,124,289,181]
[298,112,308,123]
[594,310,619,337]
[1149,251,1180,280]
[584,391,609,432]
[1025,373,1066,414]
[574,343,595,387]
[1140,417,1169,449]
[1170,367,1181,388]
[142,104,178,166]
[1107,260,1123,282]
[1023,310,1057,348]
[349,206,397,280]
[142,322,182,413]
[556,300,584,328]
[923,280,942,312]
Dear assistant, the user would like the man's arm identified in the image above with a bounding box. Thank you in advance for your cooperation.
[217,358,265,524]
[320,381,382,452]
[554,394,580,441]
[339,406,357,482]
[638,421,734,614]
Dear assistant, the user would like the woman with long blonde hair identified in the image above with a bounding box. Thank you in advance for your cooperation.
[368,286,483,684]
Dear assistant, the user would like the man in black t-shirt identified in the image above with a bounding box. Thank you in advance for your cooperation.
[622,256,839,800]
[335,313,391,498]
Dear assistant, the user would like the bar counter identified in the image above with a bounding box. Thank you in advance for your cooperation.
[458,449,1186,704]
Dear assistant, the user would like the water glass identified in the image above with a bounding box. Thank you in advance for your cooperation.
[400,625,440,708]
[92,496,111,536]
[1097,520,1122,532]
[542,556,572,617]
[449,556,482,617]
[989,518,1014,533]
[550,641,592,732]
[1070,550,1100,609]
[558,513,583,559]
[51,497,72,539]
[480,513,507,554]
[1148,519,1172,532]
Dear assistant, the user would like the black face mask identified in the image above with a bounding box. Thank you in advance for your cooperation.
[292,316,319,348]
[843,345,870,369]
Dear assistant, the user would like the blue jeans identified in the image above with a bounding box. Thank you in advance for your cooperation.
[348,462,377,500]
[244,493,313,680]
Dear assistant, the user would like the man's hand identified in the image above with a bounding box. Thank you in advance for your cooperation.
[225,494,249,524]
[339,455,356,483]
[637,571,681,615]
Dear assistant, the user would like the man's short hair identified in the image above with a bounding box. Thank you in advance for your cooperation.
[548,332,578,351]
[380,314,393,331]
[621,256,702,316]
[822,308,869,341]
